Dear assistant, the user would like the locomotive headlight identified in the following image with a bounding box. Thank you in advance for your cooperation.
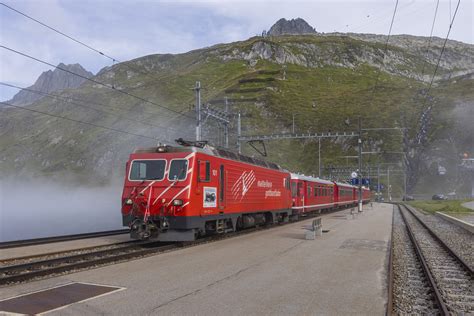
[125,198,133,205]
[157,146,167,153]
[172,199,183,206]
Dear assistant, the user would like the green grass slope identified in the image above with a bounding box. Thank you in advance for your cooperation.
[1,34,472,192]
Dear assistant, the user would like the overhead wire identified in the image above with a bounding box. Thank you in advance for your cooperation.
[1,2,116,62]
[341,0,413,34]
[0,2,193,115]
[407,0,461,147]
[422,0,461,100]
[0,45,194,121]
[419,0,440,79]
[365,0,399,109]
[0,101,163,141]
[0,82,196,139]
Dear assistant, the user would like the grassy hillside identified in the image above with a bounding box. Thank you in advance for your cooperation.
[1,34,472,194]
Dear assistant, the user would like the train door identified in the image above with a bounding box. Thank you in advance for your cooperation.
[291,180,304,210]
[219,164,226,210]
[298,181,304,210]
[198,159,217,216]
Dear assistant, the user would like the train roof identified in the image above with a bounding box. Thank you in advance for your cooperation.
[133,144,283,171]
[290,173,334,185]
[334,181,356,188]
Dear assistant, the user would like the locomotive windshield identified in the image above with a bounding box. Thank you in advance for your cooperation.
[169,159,188,180]
[129,160,166,180]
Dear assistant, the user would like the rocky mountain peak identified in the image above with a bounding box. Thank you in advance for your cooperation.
[9,63,93,106]
[268,18,317,36]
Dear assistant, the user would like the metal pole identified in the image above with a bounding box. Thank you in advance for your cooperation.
[358,116,363,212]
[318,138,321,177]
[377,164,380,198]
[403,166,407,198]
[194,81,201,141]
[387,166,391,202]
[224,97,229,148]
[292,114,295,134]
[237,112,241,154]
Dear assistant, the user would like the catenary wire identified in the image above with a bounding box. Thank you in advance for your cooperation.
[0,45,195,121]
[422,0,461,99]
[365,0,399,108]
[0,82,195,139]
[419,0,440,79]
[0,2,194,115]
[1,2,116,62]
[0,101,163,141]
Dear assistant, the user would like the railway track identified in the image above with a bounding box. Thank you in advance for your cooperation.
[389,204,474,315]
[0,229,129,249]
[0,206,349,287]
[0,241,175,286]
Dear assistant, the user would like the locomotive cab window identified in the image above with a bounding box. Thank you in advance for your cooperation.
[129,160,166,181]
[198,160,211,182]
[169,159,188,180]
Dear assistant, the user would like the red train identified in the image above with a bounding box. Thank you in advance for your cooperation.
[121,142,370,241]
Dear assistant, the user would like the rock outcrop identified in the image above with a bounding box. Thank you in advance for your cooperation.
[268,18,317,36]
[9,63,93,106]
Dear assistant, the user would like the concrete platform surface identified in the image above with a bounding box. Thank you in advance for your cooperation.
[0,234,130,261]
[0,203,393,315]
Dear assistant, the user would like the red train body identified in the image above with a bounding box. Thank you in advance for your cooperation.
[121,144,370,241]
[290,175,335,214]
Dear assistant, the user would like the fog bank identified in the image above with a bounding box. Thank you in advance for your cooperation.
[0,179,123,242]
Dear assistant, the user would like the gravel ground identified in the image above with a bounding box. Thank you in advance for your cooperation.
[391,207,440,314]
[408,206,474,270]
[402,207,474,314]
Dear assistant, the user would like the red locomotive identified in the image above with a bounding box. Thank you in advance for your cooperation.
[121,140,370,241]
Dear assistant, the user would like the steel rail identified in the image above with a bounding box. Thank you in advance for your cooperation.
[0,229,129,249]
[0,242,174,285]
[386,205,395,316]
[0,206,354,286]
[398,204,449,315]
[0,240,139,265]
[403,204,473,275]
[0,242,151,274]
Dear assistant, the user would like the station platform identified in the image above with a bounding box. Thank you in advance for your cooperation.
[0,234,130,261]
[0,203,393,315]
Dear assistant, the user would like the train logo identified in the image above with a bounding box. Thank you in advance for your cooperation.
[232,170,256,200]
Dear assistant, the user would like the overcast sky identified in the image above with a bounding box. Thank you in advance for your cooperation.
[1,0,472,101]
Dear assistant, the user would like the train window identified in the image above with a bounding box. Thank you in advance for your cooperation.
[169,159,188,181]
[129,160,166,181]
[314,186,317,197]
[198,160,211,182]
[307,186,311,196]
[291,182,297,197]
[297,182,303,197]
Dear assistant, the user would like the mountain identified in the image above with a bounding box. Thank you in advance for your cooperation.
[1,24,473,195]
[268,18,317,36]
[8,63,93,106]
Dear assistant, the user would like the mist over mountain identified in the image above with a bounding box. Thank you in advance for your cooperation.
[8,63,93,106]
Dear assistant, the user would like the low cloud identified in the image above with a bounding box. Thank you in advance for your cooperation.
[0,178,124,242]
